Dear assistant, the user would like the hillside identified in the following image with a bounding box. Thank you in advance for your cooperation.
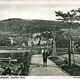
[0,18,80,36]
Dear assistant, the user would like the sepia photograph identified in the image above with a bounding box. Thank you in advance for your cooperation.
[0,1,80,77]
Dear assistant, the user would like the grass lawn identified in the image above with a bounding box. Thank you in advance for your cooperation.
[58,54,80,65]
[49,56,80,76]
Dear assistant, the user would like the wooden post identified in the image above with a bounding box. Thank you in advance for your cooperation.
[54,40,56,57]
[68,40,71,67]
[72,41,75,65]
[9,53,13,64]
[11,53,13,59]
[47,37,48,50]
[23,53,25,58]
[52,32,54,57]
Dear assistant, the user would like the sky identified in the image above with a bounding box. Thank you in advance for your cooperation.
[0,2,80,21]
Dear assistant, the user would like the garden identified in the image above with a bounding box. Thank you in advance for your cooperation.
[49,56,80,76]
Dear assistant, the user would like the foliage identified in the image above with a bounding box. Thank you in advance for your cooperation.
[0,17,80,46]
[55,10,76,22]
[56,34,68,47]
[41,31,53,39]
[0,35,10,46]
[0,18,79,35]
[55,9,79,41]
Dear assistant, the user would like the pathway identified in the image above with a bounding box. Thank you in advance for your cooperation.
[29,54,69,76]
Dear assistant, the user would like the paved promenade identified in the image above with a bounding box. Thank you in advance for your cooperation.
[29,54,69,76]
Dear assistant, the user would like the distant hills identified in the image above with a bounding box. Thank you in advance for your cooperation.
[0,18,80,46]
[0,18,80,36]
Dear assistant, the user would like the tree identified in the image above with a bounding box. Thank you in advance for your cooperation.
[55,10,76,67]
[55,10,76,22]
[41,31,52,39]
[41,31,52,48]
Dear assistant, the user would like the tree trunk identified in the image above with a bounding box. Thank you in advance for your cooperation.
[68,40,71,67]
[53,38,56,57]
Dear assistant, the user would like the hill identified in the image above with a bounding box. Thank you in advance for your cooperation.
[0,18,80,36]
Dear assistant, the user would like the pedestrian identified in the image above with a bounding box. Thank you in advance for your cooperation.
[60,57,68,66]
[63,57,68,66]
[42,47,48,67]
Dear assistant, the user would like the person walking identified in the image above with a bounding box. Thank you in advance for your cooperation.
[42,47,48,67]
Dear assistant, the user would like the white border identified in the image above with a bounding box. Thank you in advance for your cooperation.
[0,1,80,4]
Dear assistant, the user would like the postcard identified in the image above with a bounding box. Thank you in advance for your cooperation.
[0,1,80,79]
